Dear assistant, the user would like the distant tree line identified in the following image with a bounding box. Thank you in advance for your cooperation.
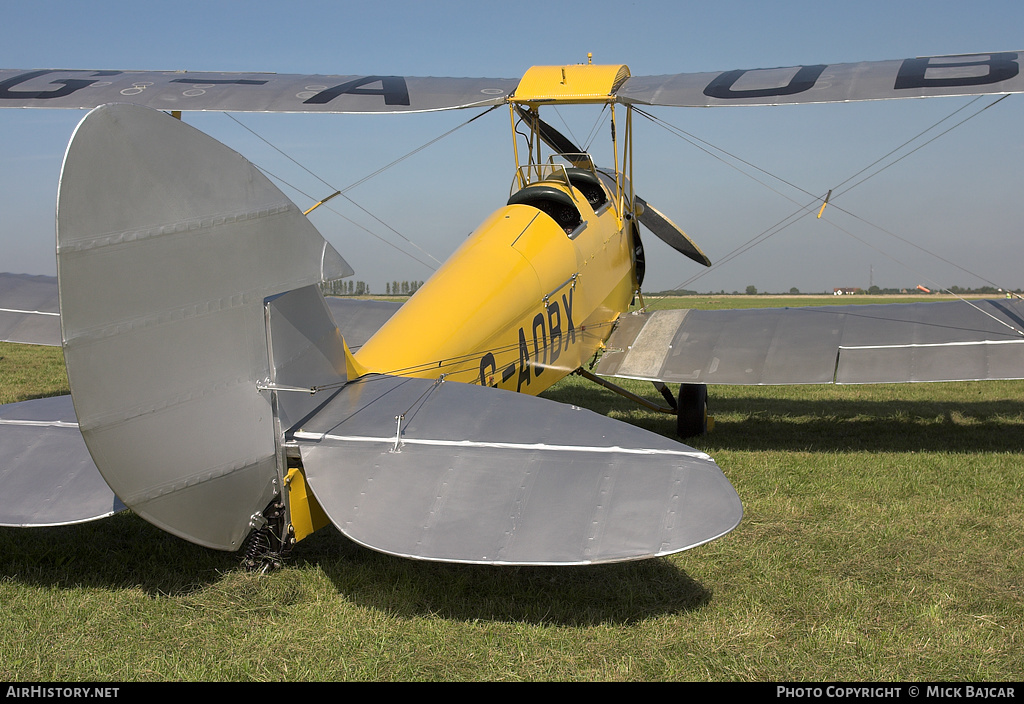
[946,285,1017,296]
[385,281,424,296]
[319,280,429,297]
[320,279,369,296]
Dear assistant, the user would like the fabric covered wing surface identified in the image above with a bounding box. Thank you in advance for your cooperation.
[295,375,742,565]
[0,273,61,346]
[0,70,517,113]
[596,300,1024,385]
[0,395,124,526]
[617,53,1024,107]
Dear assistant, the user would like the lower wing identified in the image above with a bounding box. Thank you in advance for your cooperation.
[596,299,1024,385]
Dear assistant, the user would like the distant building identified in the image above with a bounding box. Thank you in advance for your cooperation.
[833,287,861,296]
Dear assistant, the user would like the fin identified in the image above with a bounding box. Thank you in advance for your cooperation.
[294,375,742,565]
[264,284,355,431]
[56,103,351,551]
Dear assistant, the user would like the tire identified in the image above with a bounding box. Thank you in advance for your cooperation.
[676,383,708,438]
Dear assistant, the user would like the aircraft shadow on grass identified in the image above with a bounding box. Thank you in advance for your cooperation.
[541,383,1024,454]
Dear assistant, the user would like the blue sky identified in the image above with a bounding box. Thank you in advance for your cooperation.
[1,0,1022,294]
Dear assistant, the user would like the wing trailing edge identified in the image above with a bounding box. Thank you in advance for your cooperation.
[0,69,517,113]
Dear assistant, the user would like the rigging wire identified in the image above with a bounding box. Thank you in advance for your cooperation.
[229,111,461,269]
[831,95,1008,198]
[225,106,499,272]
[241,161,440,271]
[551,106,582,153]
[553,103,609,153]
[813,96,1017,295]
[583,104,610,151]
[634,95,1013,295]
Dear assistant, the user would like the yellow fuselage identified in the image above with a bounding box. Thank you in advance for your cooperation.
[353,179,636,395]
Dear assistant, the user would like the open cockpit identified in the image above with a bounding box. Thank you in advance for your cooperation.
[506,158,612,237]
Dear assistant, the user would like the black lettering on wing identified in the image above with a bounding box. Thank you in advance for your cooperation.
[303,76,411,106]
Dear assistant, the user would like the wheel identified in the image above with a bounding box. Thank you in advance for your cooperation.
[676,383,708,438]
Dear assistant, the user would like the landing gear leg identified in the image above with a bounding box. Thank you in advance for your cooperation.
[241,499,290,573]
[676,383,708,439]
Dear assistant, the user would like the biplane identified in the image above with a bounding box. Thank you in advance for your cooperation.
[1,53,1023,570]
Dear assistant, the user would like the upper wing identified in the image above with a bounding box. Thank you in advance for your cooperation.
[595,299,1024,385]
[0,70,517,113]
[617,53,1024,107]
[3,53,1021,114]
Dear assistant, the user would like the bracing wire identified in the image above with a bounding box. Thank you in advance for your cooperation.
[225,106,500,272]
[634,96,1014,295]
[241,162,441,271]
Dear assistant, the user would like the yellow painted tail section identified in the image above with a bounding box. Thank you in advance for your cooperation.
[343,337,369,380]
[286,464,331,542]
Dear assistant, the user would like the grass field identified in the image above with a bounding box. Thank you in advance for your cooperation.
[1,295,1022,681]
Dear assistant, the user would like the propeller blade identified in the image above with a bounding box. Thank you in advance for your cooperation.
[635,196,711,267]
[516,106,711,268]
[513,104,590,167]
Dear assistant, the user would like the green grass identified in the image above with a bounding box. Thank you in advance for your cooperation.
[0,342,68,403]
[1,296,1022,681]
